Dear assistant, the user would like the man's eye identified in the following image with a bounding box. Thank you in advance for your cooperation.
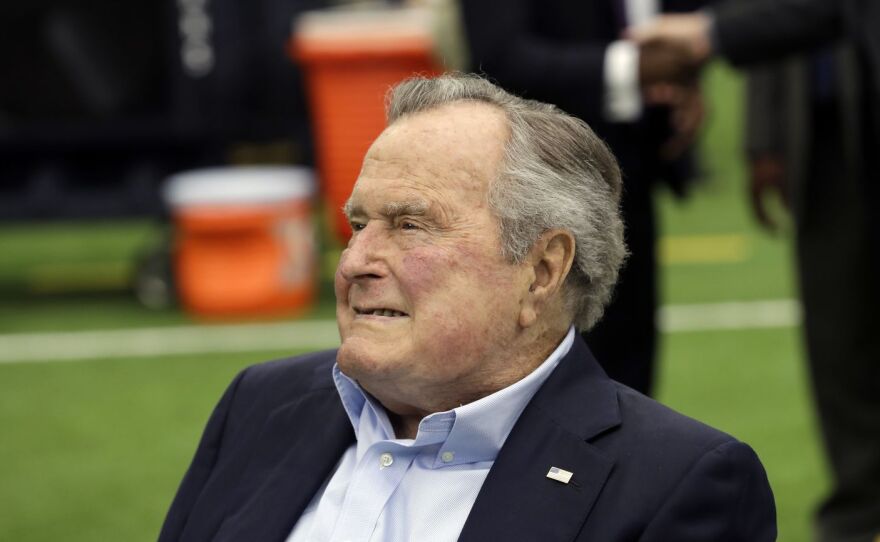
[400,221,419,230]
[350,222,366,231]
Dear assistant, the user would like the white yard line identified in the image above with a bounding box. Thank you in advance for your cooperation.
[0,321,341,364]
[658,299,801,333]
[0,299,802,364]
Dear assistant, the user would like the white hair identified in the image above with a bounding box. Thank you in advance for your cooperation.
[386,73,627,330]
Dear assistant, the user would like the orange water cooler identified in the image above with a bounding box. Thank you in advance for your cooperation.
[290,7,443,243]
[164,166,316,318]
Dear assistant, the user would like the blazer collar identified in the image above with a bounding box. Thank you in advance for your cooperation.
[527,334,622,440]
[214,356,355,542]
[216,338,621,542]
[458,335,621,542]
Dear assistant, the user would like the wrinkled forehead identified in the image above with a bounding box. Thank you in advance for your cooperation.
[396,101,505,152]
[360,101,509,189]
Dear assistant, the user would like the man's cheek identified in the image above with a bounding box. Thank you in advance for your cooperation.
[407,253,496,340]
[401,242,485,284]
[400,250,449,295]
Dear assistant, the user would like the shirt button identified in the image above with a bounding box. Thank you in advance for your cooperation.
[379,452,394,468]
[441,451,455,463]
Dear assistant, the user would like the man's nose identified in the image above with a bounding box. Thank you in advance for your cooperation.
[337,222,388,282]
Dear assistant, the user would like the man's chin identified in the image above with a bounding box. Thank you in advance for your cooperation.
[336,339,391,379]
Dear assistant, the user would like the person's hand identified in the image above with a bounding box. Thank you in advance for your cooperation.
[628,13,713,85]
[748,153,790,232]
[644,83,705,160]
[638,39,701,86]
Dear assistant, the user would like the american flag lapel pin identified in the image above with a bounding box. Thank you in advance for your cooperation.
[546,466,574,484]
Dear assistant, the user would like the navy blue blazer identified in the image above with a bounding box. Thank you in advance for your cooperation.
[159,336,776,541]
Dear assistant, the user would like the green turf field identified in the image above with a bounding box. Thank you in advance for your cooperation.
[0,65,824,541]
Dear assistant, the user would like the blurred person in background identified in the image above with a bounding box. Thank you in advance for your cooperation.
[0,0,328,220]
[746,44,879,542]
[159,73,776,542]
[632,2,880,540]
[460,0,709,397]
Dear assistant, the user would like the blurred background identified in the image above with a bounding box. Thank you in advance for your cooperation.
[0,0,821,540]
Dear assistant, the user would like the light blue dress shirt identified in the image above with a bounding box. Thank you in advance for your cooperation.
[287,327,575,542]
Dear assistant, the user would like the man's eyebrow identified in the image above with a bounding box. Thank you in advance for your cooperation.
[342,200,362,219]
[381,200,430,218]
[343,200,430,220]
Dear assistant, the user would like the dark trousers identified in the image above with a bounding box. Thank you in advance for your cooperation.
[800,105,880,542]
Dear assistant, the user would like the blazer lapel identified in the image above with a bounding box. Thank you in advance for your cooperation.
[459,337,621,542]
[215,383,355,542]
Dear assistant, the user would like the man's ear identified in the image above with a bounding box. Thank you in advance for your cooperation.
[519,229,576,328]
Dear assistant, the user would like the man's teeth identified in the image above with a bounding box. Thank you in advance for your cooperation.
[369,309,405,317]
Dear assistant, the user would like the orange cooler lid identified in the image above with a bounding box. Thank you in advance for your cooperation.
[291,6,435,61]
[163,166,315,209]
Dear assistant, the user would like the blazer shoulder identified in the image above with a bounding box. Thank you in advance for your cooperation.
[227,349,339,416]
[609,383,738,455]
[583,385,774,537]
[598,384,766,499]
[240,349,337,389]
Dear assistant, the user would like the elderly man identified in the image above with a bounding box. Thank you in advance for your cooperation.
[159,73,775,541]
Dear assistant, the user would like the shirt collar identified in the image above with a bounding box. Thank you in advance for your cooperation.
[332,326,575,468]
